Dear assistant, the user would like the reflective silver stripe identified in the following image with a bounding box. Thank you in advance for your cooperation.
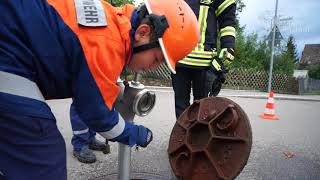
[200,0,213,5]
[99,114,126,139]
[264,108,275,115]
[73,128,89,135]
[267,98,275,104]
[0,71,45,102]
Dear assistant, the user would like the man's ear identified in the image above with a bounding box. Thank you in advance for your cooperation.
[134,24,152,42]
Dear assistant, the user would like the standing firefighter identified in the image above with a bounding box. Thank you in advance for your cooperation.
[171,0,236,119]
[0,0,199,179]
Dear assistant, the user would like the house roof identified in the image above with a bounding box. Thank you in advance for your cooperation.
[300,44,320,66]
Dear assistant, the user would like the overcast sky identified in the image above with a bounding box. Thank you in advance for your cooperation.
[134,0,320,56]
[239,0,320,56]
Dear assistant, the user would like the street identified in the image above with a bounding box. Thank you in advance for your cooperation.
[47,89,320,180]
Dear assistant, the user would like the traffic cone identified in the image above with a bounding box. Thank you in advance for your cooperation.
[259,91,279,120]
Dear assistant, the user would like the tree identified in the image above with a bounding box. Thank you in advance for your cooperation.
[271,35,298,75]
[105,0,134,6]
[273,52,294,75]
[236,0,246,16]
[309,64,320,79]
[234,31,270,71]
[235,0,245,31]
[286,35,299,64]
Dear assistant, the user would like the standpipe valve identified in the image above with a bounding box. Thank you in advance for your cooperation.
[114,73,156,180]
[115,73,156,121]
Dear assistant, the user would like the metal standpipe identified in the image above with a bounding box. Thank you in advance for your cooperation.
[118,123,132,180]
[115,73,156,180]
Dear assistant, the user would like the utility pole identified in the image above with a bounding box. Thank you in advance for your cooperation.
[267,0,279,92]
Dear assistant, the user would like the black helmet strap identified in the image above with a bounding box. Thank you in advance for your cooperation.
[133,41,160,54]
[132,5,169,54]
[147,14,169,39]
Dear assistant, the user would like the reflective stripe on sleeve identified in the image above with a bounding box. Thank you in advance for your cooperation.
[215,0,236,17]
[179,49,217,67]
[179,58,212,66]
[187,50,218,59]
[211,59,222,71]
[99,115,126,139]
[73,128,89,135]
[197,5,210,51]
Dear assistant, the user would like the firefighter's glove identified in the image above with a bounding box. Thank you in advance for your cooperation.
[219,48,235,66]
[110,123,153,148]
[206,69,223,96]
[135,125,153,148]
[208,56,228,94]
[210,58,223,73]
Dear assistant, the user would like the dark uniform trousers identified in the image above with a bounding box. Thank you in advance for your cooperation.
[0,93,67,180]
[171,67,211,119]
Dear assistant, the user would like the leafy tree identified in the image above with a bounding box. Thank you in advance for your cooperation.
[273,53,294,75]
[272,35,298,75]
[234,0,270,71]
[236,0,245,16]
[105,0,134,6]
[234,31,270,71]
[235,0,245,33]
[309,64,320,79]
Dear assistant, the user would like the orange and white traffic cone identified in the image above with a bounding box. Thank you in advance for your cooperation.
[259,91,279,120]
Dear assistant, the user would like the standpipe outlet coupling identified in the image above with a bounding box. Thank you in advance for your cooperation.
[115,73,156,121]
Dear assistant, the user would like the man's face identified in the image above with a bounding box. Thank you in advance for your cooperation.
[127,24,165,72]
[128,47,165,72]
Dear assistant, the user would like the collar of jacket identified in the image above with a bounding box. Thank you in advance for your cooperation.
[114,5,136,65]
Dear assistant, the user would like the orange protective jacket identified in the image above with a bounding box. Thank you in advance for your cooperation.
[0,0,137,138]
[48,0,135,109]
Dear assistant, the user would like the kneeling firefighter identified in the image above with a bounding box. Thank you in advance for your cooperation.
[0,0,199,179]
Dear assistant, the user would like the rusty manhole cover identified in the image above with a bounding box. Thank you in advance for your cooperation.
[168,97,252,180]
[91,172,170,180]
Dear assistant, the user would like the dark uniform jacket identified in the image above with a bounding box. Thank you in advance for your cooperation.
[177,0,236,69]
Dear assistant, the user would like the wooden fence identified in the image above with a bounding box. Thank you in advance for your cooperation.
[141,65,299,94]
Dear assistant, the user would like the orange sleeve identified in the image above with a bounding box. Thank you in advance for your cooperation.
[47,0,133,109]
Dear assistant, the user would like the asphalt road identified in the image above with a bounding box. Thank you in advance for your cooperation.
[47,89,320,180]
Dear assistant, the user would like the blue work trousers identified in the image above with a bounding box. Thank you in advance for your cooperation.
[70,103,96,151]
[0,92,67,180]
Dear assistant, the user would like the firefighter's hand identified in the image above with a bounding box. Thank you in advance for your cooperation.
[219,48,235,66]
[207,60,226,97]
[109,123,153,148]
[135,125,153,148]
[206,69,223,96]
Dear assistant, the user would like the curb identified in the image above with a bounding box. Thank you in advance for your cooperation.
[145,86,320,102]
[221,95,320,102]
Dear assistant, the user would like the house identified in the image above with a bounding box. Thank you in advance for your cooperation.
[299,44,320,69]
[293,70,308,79]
